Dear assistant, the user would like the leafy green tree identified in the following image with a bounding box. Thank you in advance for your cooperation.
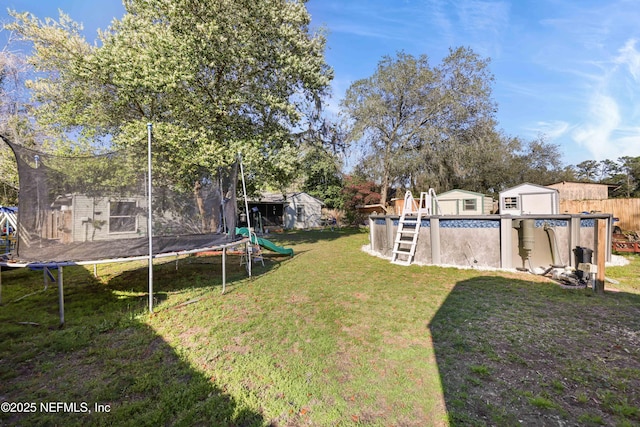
[300,146,344,209]
[598,159,620,182]
[612,156,640,197]
[7,0,332,191]
[575,160,599,182]
[292,99,347,208]
[449,130,520,195]
[0,46,34,205]
[510,136,575,185]
[592,156,640,198]
[0,139,18,206]
[341,48,497,204]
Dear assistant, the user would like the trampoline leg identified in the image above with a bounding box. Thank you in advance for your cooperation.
[58,266,64,327]
[246,240,252,278]
[43,267,49,291]
[93,264,97,278]
[221,246,226,294]
[0,268,3,304]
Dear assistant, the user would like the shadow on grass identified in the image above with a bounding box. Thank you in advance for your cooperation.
[260,227,366,246]
[429,275,640,426]
[104,251,288,298]
[0,263,266,426]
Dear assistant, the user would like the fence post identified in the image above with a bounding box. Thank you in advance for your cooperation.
[594,219,606,294]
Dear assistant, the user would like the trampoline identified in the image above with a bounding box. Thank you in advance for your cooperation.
[0,125,252,325]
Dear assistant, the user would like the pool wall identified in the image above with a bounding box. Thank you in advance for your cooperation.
[369,214,613,270]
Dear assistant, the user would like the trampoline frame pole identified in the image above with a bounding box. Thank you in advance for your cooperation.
[147,123,153,313]
[238,153,252,279]
[58,266,64,326]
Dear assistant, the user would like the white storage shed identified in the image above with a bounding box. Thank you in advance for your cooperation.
[499,183,559,215]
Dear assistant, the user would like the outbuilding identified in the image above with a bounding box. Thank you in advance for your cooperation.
[437,189,494,215]
[246,192,325,230]
[546,181,613,201]
[499,183,559,215]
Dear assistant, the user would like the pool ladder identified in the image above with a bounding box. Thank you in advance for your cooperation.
[391,190,440,266]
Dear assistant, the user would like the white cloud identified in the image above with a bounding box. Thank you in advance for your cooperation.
[455,0,510,35]
[572,94,621,160]
[425,0,453,40]
[448,0,510,58]
[330,23,396,40]
[532,120,571,140]
[615,38,640,81]
[324,1,436,44]
[613,131,640,158]
[569,37,640,161]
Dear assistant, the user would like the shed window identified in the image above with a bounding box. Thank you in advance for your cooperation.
[296,205,305,222]
[504,197,518,210]
[109,201,137,233]
[463,199,476,211]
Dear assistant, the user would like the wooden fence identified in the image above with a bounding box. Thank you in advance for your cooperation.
[560,198,640,231]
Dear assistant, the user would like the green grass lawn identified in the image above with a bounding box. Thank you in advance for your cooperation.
[1,228,639,426]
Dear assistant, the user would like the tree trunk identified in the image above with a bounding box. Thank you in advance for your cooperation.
[381,169,389,209]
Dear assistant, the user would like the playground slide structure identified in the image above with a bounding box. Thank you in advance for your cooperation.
[235,227,294,256]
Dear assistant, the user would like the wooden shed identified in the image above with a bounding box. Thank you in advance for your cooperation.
[499,183,559,215]
[546,181,612,201]
[357,204,389,216]
[437,189,494,215]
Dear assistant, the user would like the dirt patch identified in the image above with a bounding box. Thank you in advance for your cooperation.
[178,326,207,349]
[223,334,252,355]
[352,292,370,301]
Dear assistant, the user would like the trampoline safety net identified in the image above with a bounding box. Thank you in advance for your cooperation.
[1,136,240,263]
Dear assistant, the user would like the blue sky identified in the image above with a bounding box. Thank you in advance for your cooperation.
[3,0,640,167]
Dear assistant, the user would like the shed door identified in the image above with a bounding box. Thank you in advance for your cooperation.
[521,193,553,214]
[439,199,458,215]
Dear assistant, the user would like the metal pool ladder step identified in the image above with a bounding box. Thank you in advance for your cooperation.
[391,190,440,266]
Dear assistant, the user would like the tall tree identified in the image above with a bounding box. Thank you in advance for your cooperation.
[300,145,344,209]
[294,100,346,208]
[7,0,332,190]
[341,48,497,204]
[598,159,620,182]
[0,44,34,205]
[575,160,599,182]
[452,130,520,195]
[613,156,640,197]
[510,136,575,185]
